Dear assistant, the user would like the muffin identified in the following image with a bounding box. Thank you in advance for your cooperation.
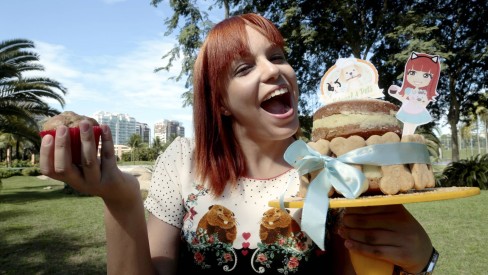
[40,111,102,165]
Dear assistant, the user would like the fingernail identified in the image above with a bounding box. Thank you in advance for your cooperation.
[42,135,53,146]
[80,121,89,133]
[57,126,67,137]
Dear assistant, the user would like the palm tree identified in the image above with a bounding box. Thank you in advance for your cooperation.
[128,134,142,163]
[0,39,67,155]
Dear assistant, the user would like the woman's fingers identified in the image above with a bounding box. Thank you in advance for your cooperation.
[79,121,101,183]
[341,205,401,229]
[53,126,74,173]
[338,205,433,271]
[99,124,117,168]
[39,134,55,176]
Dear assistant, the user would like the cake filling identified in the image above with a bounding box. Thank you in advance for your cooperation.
[260,92,291,114]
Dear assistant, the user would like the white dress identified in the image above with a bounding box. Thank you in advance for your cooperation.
[144,137,334,274]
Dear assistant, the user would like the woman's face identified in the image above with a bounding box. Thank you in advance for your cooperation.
[224,26,299,142]
[406,69,432,88]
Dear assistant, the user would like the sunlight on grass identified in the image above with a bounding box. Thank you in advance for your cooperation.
[1,176,487,274]
[0,176,106,274]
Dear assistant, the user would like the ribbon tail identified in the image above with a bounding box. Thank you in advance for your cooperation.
[301,171,330,251]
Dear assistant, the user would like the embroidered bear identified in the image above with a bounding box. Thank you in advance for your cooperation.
[197,204,237,244]
[259,208,301,245]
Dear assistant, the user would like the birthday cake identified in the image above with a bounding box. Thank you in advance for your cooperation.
[299,55,439,196]
[311,98,401,142]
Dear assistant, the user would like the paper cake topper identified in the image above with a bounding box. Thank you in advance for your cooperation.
[388,52,441,136]
[320,57,384,104]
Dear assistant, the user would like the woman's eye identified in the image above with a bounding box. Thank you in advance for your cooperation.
[270,54,286,63]
[423,73,432,79]
[234,64,252,76]
[408,70,416,76]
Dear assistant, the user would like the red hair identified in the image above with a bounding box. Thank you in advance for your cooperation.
[399,52,441,100]
[193,13,285,196]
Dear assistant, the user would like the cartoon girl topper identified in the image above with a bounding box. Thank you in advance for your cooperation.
[320,57,384,104]
[388,52,441,136]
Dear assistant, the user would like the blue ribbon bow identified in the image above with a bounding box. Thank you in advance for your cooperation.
[283,140,431,250]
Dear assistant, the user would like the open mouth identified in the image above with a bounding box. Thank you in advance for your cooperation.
[260,88,293,115]
[346,74,361,81]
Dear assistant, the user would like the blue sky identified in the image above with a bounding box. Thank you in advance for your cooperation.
[0,0,225,138]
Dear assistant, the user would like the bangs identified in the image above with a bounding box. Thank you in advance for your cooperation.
[204,14,286,92]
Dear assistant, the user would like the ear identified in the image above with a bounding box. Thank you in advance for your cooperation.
[431,55,439,63]
[411,52,419,59]
[220,106,231,116]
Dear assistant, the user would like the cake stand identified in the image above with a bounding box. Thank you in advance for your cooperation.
[268,186,481,275]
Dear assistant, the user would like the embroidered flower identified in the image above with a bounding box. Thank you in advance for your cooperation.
[194,252,205,263]
[223,252,233,262]
[287,256,299,269]
[256,253,268,263]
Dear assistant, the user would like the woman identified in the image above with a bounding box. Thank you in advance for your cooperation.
[40,13,435,274]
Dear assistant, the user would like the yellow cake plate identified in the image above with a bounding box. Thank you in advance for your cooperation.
[268,186,480,209]
[268,186,481,275]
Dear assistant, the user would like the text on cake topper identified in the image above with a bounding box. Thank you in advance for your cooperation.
[320,57,383,104]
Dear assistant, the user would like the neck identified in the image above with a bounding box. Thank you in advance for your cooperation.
[237,136,295,179]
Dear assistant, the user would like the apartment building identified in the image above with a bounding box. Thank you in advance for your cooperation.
[92,111,136,145]
[136,122,151,145]
[154,120,185,143]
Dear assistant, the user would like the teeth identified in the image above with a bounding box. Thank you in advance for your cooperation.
[263,88,288,101]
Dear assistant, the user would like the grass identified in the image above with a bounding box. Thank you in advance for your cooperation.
[0,176,106,275]
[1,176,487,274]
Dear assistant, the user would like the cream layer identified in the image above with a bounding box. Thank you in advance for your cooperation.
[313,113,399,129]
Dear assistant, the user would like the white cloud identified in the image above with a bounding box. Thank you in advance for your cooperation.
[31,37,194,137]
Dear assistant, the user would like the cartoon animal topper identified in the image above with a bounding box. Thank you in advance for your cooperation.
[388,52,441,136]
[320,57,383,104]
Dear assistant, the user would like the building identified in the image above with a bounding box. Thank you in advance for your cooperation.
[92,111,137,145]
[154,120,185,143]
[136,122,151,145]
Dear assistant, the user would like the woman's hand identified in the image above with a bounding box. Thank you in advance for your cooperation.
[39,120,141,206]
[338,204,433,273]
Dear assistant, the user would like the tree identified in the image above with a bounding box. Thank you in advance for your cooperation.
[152,136,165,154]
[0,39,67,154]
[427,0,488,162]
[150,0,222,107]
[150,0,414,140]
[151,1,488,149]
[128,134,142,163]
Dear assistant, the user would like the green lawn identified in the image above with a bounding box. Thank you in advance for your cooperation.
[1,176,487,274]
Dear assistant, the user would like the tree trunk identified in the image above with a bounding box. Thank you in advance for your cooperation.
[6,147,11,167]
[448,77,460,162]
[485,118,488,154]
[449,121,460,162]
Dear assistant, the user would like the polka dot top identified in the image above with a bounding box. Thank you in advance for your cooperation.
[144,137,330,274]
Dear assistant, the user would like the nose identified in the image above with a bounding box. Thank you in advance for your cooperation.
[260,58,280,82]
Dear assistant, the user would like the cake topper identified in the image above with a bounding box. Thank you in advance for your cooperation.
[320,57,383,104]
[388,52,441,136]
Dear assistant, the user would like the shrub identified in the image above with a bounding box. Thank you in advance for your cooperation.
[10,160,33,168]
[0,169,22,179]
[439,154,488,190]
[21,167,41,176]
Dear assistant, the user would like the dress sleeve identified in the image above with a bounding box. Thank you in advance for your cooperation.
[144,137,193,228]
